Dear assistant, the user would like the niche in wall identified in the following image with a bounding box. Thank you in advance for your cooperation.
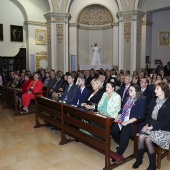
[77,4,114,66]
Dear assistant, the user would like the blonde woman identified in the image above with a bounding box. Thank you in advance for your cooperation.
[81,78,104,111]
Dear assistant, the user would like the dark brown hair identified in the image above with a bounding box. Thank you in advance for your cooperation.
[156,82,170,99]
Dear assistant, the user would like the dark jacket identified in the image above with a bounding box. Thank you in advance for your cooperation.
[60,84,78,105]
[142,86,153,104]
[145,98,170,132]
[120,98,146,136]
[73,87,90,107]
[86,88,105,111]
[118,84,130,102]
[47,77,56,88]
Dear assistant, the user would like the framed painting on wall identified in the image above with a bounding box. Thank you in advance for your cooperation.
[159,32,170,46]
[0,24,3,41]
[10,25,23,42]
[35,29,46,45]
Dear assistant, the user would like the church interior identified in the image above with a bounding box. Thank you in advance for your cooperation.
[0,0,170,170]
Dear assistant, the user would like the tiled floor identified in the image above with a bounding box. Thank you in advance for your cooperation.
[0,104,169,170]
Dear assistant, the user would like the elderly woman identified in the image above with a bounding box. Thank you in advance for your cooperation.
[98,82,121,118]
[81,78,104,111]
[132,82,170,170]
[111,84,146,160]
[17,74,32,108]
[20,73,43,113]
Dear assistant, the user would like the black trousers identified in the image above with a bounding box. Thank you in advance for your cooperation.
[111,123,132,155]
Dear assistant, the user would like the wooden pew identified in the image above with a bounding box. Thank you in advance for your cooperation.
[34,96,63,131]
[3,86,18,114]
[0,85,4,102]
[59,104,142,170]
[33,97,144,169]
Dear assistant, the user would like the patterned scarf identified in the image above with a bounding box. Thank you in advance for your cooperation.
[119,97,136,129]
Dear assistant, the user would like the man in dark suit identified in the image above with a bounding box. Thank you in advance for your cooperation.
[60,74,78,105]
[40,69,46,83]
[164,62,170,76]
[16,72,25,89]
[85,70,92,87]
[47,70,56,88]
[48,74,64,99]
[140,78,153,104]
[104,70,112,84]
[73,77,90,107]
[98,74,106,90]
[118,75,131,102]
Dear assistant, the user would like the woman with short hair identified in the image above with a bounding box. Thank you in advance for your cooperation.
[20,73,43,113]
[81,78,104,111]
[133,82,170,170]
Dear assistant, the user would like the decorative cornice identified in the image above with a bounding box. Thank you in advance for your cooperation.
[44,12,70,23]
[24,21,46,26]
[117,10,145,22]
[69,22,118,29]
[142,21,153,26]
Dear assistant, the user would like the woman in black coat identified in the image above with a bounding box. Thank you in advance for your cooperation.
[133,82,170,170]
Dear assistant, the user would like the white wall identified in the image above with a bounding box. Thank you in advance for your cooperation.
[27,25,47,69]
[18,0,47,22]
[0,0,25,56]
[151,10,170,68]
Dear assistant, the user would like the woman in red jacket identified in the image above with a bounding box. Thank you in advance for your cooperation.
[17,74,32,107]
[21,73,43,113]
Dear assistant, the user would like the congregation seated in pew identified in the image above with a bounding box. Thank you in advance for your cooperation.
[73,77,90,107]
[133,82,170,170]
[59,74,78,105]
[16,74,32,108]
[48,73,64,100]
[81,78,104,112]
[111,84,146,161]
[20,73,43,113]
[97,82,121,118]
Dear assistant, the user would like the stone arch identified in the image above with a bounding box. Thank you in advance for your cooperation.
[9,0,28,21]
[77,4,113,26]
[134,0,145,10]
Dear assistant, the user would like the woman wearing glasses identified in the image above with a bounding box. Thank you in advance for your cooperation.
[111,84,146,161]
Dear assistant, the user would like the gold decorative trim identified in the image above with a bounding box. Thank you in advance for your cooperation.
[159,32,170,46]
[47,24,51,42]
[124,22,131,43]
[35,29,47,45]
[137,22,141,40]
[35,51,47,55]
[78,5,113,26]
[56,24,63,44]
[35,56,48,70]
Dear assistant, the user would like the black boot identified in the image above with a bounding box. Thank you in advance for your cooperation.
[132,149,145,169]
[146,153,156,170]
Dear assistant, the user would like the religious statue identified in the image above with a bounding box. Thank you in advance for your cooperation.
[91,42,101,65]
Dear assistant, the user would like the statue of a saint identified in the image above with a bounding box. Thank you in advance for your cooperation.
[91,42,101,65]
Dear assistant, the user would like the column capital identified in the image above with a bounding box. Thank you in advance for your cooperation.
[44,12,70,23]
[117,10,145,22]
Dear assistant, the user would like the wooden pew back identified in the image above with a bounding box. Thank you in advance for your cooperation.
[60,105,115,170]
[34,96,63,130]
